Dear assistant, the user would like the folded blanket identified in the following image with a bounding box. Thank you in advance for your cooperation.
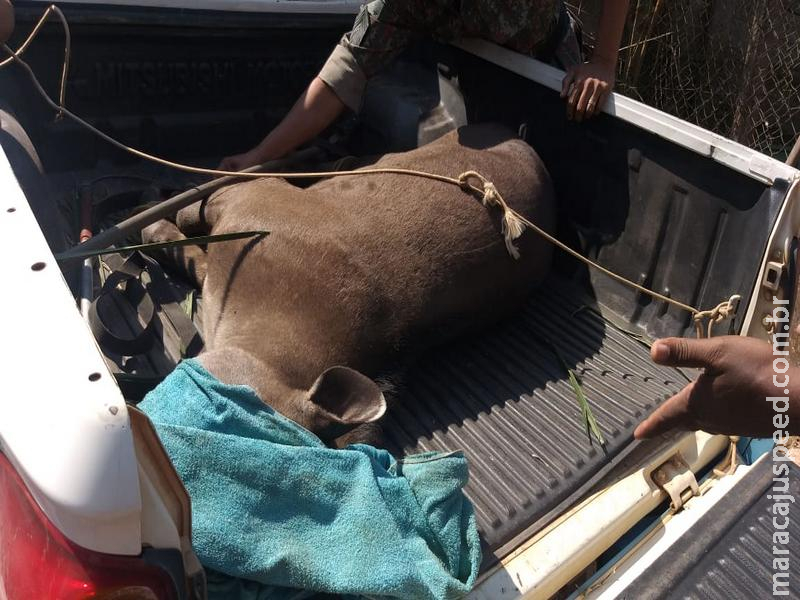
[138,359,481,599]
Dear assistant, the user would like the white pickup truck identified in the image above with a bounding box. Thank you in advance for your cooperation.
[1,1,797,598]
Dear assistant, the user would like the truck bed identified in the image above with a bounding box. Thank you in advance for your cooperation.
[621,457,800,598]
[88,255,685,567]
[5,2,790,573]
[386,275,685,564]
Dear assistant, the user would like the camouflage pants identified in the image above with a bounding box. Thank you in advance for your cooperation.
[320,0,582,111]
[349,0,567,77]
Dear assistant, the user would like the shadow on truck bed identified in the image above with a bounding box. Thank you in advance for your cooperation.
[2,3,789,570]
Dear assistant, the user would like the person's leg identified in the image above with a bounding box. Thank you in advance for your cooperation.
[346,41,466,154]
[0,0,14,43]
[551,4,584,71]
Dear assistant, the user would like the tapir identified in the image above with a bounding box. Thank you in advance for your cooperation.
[142,124,556,446]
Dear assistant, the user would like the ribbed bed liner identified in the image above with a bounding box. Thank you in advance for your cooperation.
[101,256,688,566]
[621,458,800,599]
[382,275,687,562]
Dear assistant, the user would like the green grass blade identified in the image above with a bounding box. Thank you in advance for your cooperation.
[56,230,269,261]
[547,342,606,446]
[564,366,605,446]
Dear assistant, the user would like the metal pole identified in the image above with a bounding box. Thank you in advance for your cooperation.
[786,134,800,168]
[57,148,320,263]
[77,185,94,317]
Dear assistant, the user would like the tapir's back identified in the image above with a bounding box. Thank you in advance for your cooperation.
[308,124,556,343]
[204,124,555,378]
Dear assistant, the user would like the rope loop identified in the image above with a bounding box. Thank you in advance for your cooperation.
[457,170,479,192]
[458,170,526,259]
[693,294,741,338]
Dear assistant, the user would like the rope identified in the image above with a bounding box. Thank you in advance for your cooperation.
[0,5,70,115]
[693,295,741,339]
[0,8,741,339]
[459,170,527,258]
[712,435,740,477]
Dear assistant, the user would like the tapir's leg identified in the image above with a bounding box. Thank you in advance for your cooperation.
[141,219,207,288]
[175,197,210,237]
[175,185,245,237]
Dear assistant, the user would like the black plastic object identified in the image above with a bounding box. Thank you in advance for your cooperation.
[621,457,800,599]
[384,275,687,563]
[89,253,158,356]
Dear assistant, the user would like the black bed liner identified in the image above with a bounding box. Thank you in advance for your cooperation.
[384,274,686,563]
[103,263,684,566]
[620,457,800,599]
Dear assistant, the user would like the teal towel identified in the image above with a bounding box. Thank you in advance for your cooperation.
[138,359,482,600]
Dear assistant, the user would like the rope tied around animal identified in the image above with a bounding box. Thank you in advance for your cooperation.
[1,19,744,341]
[459,170,527,259]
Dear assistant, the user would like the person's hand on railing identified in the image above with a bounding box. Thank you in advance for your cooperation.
[561,58,615,121]
[561,0,628,121]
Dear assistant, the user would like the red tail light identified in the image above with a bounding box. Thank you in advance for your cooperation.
[0,451,179,599]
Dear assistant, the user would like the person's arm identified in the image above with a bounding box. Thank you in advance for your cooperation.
[634,336,800,439]
[220,0,415,171]
[220,77,345,171]
[0,0,14,44]
[560,0,629,121]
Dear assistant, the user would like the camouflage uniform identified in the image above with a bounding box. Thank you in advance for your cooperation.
[319,0,581,111]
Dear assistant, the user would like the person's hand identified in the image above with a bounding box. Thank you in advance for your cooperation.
[561,58,616,122]
[218,148,264,172]
[634,336,797,439]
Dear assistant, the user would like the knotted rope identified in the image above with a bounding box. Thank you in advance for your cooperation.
[693,295,742,339]
[459,170,526,258]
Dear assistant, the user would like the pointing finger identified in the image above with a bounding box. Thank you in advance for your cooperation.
[634,382,695,439]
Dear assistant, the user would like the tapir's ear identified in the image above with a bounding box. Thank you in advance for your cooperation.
[306,366,387,428]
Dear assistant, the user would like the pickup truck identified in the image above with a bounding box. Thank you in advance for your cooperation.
[1,1,797,598]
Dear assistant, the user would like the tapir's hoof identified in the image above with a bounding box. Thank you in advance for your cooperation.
[141,219,207,289]
[142,219,182,244]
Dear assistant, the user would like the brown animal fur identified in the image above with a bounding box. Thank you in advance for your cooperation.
[142,124,556,446]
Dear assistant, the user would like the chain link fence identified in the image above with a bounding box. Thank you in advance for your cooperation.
[567,0,800,162]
